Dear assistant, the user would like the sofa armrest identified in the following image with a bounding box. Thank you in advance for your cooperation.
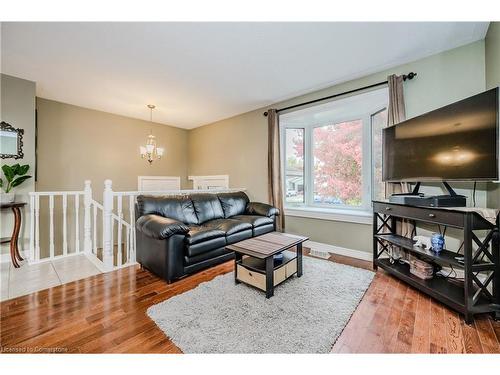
[136,214,189,240]
[245,202,280,217]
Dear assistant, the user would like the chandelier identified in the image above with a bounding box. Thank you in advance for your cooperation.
[140,104,164,165]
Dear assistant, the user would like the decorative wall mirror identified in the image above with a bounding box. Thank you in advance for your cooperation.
[0,121,24,159]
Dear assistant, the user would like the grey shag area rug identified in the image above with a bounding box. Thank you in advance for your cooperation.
[147,256,374,353]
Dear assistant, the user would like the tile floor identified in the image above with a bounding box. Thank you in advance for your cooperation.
[0,254,102,301]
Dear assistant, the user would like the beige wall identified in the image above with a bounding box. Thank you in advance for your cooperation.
[0,74,36,256]
[188,109,268,202]
[189,40,487,253]
[36,98,190,198]
[485,22,500,208]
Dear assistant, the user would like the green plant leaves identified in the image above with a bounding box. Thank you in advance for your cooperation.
[17,164,29,175]
[1,163,31,193]
[2,164,15,182]
[11,175,32,188]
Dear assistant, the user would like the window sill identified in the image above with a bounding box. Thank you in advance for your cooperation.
[284,206,372,225]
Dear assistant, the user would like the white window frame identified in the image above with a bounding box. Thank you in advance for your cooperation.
[280,97,387,223]
[370,107,390,203]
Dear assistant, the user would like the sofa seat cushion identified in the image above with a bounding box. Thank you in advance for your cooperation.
[231,215,274,228]
[184,247,229,266]
[203,218,252,235]
[226,229,253,245]
[185,225,225,245]
[186,237,227,258]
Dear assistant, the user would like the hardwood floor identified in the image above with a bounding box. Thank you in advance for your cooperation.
[1,253,499,354]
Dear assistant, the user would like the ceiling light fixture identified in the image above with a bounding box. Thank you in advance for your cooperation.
[140,104,164,165]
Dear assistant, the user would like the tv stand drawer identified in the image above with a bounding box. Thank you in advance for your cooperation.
[373,202,464,228]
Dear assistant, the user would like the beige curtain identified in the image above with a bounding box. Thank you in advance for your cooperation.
[385,74,412,239]
[385,74,411,198]
[267,109,285,231]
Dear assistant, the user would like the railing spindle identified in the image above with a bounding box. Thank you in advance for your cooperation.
[129,195,135,263]
[75,194,80,253]
[83,180,92,254]
[35,195,40,261]
[110,214,114,267]
[102,180,114,270]
[126,226,130,265]
[117,196,123,266]
[49,195,55,258]
[93,203,97,255]
[29,194,35,262]
[62,193,68,256]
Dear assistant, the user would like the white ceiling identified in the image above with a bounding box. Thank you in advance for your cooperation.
[1,22,489,129]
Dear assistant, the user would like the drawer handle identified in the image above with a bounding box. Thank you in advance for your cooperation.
[385,207,392,211]
[428,213,436,218]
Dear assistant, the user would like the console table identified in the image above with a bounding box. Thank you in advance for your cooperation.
[1,202,27,268]
[372,200,500,323]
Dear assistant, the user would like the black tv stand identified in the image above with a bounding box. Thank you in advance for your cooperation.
[373,200,500,323]
[389,181,467,207]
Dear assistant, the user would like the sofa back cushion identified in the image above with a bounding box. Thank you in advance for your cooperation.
[190,193,224,224]
[136,195,199,225]
[217,191,249,218]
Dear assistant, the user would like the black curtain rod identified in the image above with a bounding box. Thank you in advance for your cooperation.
[263,72,417,117]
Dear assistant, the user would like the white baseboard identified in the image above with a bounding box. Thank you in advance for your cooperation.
[303,240,372,262]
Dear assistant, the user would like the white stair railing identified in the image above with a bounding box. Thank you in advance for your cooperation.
[28,189,86,262]
[28,179,245,272]
[90,198,133,271]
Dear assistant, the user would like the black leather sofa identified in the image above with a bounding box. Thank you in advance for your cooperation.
[135,191,279,283]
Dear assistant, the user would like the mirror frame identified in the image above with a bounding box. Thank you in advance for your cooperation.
[0,121,24,159]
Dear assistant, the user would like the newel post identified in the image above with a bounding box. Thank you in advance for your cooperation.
[102,179,114,270]
[83,180,92,254]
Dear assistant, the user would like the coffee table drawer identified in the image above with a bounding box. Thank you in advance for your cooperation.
[236,264,287,291]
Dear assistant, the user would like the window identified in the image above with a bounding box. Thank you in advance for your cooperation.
[313,120,363,207]
[281,87,388,214]
[284,128,305,204]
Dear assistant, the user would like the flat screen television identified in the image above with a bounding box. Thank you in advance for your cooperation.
[383,88,499,182]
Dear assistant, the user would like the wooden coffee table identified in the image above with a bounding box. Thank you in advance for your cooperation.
[227,232,308,298]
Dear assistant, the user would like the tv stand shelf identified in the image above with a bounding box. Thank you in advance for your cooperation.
[374,233,495,270]
[372,200,500,323]
[374,259,491,315]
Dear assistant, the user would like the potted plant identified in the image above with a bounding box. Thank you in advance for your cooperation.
[0,163,32,204]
